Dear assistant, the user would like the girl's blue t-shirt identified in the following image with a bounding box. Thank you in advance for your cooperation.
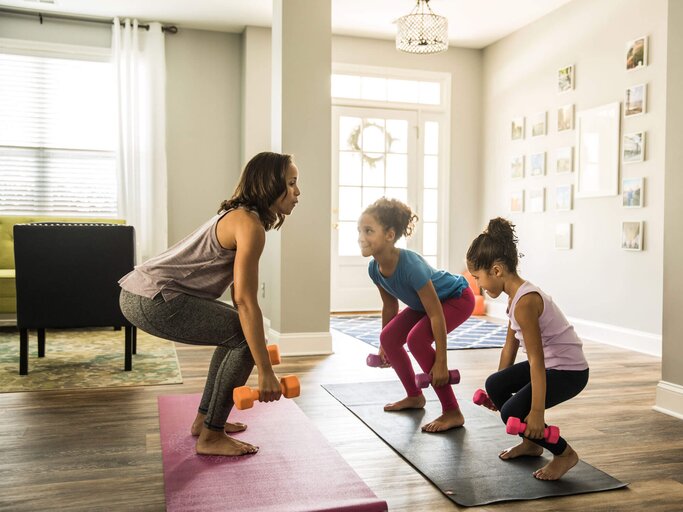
[368,249,468,312]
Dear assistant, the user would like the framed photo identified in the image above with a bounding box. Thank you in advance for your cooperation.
[510,190,524,212]
[622,177,644,208]
[531,111,547,137]
[511,156,524,179]
[529,152,546,177]
[622,221,643,251]
[558,65,574,93]
[555,184,573,211]
[555,223,572,250]
[528,188,545,213]
[558,104,574,132]
[555,146,573,174]
[511,117,525,140]
[576,102,621,198]
[625,84,647,117]
[626,36,648,70]
[623,131,645,163]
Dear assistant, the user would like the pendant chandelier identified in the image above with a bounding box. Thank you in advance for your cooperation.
[396,0,449,55]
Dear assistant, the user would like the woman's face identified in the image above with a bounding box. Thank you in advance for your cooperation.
[271,163,300,215]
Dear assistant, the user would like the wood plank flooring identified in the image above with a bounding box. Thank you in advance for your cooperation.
[1,324,682,511]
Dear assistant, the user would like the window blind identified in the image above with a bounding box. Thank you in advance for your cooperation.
[0,50,118,216]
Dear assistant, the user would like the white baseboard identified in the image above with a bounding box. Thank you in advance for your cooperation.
[267,328,333,356]
[485,302,661,357]
[654,381,683,419]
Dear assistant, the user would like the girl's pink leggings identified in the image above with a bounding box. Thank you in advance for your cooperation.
[380,287,475,412]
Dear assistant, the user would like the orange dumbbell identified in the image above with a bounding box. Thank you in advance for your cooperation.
[233,375,300,410]
[267,344,281,365]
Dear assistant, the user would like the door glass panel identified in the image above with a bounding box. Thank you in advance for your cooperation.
[362,187,384,208]
[423,189,438,221]
[424,121,439,155]
[423,222,437,256]
[361,77,386,101]
[339,221,361,256]
[338,186,362,221]
[340,116,362,151]
[362,119,386,152]
[362,154,385,187]
[387,79,418,103]
[339,151,362,186]
[385,187,408,204]
[332,75,361,99]
[419,82,441,105]
[386,154,408,187]
[424,155,438,188]
[386,119,408,153]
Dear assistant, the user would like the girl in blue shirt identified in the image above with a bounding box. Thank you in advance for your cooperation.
[359,198,474,432]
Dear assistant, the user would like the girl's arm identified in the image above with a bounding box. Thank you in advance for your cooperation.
[514,293,546,439]
[231,212,282,403]
[376,285,398,366]
[498,323,520,371]
[417,280,449,387]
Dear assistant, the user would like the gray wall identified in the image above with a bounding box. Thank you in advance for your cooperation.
[481,0,667,343]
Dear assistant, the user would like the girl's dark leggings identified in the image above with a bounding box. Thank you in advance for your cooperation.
[485,361,589,455]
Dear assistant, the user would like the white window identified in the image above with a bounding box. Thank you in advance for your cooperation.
[0,41,117,216]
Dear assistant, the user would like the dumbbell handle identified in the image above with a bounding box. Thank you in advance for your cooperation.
[473,388,495,408]
[506,416,560,444]
[233,376,300,410]
[366,353,390,367]
[415,369,460,388]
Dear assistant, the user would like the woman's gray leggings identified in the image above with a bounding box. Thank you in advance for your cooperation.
[119,288,254,431]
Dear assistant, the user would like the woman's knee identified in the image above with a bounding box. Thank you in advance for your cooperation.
[485,371,504,397]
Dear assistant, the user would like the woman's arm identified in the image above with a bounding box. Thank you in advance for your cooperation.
[514,293,546,439]
[376,285,398,366]
[417,280,449,387]
[498,323,520,371]
[231,212,282,402]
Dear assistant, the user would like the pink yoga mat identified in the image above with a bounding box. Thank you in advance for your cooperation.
[158,394,388,512]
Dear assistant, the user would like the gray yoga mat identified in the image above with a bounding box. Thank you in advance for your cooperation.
[322,381,627,507]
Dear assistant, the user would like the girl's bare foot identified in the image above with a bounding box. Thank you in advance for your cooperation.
[191,413,247,436]
[533,445,579,480]
[421,408,465,432]
[195,428,258,456]
[384,394,426,411]
[499,437,544,460]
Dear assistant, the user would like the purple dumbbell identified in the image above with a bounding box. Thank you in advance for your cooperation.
[473,388,495,409]
[505,416,560,444]
[415,369,460,389]
[366,353,390,367]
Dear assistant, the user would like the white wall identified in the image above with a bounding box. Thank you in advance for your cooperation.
[481,0,667,354]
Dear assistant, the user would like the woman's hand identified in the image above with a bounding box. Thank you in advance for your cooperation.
[523,410,546,440]
[430,360,449,388]
[378,346,391,368]
[258,369,282,403]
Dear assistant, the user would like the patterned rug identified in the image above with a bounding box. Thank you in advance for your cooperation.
[330,315,507,350]
[0,327,182,392]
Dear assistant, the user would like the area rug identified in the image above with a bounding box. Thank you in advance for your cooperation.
[331,315,507,350]
[0,327,182,392]
[158,393,388,512]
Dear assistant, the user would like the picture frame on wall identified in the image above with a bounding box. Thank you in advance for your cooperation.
[558,104,574,131]
[531,111,547,137]
[511,117,525,140]
[528,188,545,213]
[622,221,643,251]
[510,190,524,213]
[623,131,645,163]
[555,146,573,173]
[622,177,644,208]
[555,223,572,250]
[555,184,573,211]
[529,152,546,177]
[626,36,648,70]
[625,84,647,117]
[511,156,524,179]
[558,65,574,93]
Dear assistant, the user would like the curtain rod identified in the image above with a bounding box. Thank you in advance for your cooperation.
[0,7,178,34]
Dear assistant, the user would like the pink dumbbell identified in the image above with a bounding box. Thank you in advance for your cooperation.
[415,369,460,389]
[366,353,390,367]
[505,416,560,444]
[473,388,495,409]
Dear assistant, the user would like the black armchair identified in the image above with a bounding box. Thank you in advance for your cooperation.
[14,223,137,375]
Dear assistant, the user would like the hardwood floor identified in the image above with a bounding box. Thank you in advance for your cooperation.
[1,325,682,511]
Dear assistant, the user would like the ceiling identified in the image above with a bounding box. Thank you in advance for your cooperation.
[0,0,575,49]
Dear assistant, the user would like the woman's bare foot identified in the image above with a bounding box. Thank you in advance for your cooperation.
[190,413,247,436]
[499,437,544,460]
[384,394,426,411]
[533,445,579,480]
[421,408,465,432]
[195,428,258,456]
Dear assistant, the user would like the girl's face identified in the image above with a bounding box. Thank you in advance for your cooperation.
[271,163,300,215]
[357,213,394,257]
[468,264,505,299]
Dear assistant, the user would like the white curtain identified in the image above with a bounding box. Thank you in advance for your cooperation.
[112,18,168,263]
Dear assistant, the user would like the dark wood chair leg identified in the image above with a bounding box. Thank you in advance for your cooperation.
[20,329,28,375]
[132,326,137,355]
[114,326,122,331]
[124,326,133,371]
[37,328,46,357]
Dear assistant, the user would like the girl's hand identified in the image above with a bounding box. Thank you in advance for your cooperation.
[378,346,391,368]
[430,360,449,388]
[258,370,282,403]
[523,410,546,440]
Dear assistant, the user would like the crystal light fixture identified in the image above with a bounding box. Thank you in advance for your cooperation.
[396,0,448,55]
